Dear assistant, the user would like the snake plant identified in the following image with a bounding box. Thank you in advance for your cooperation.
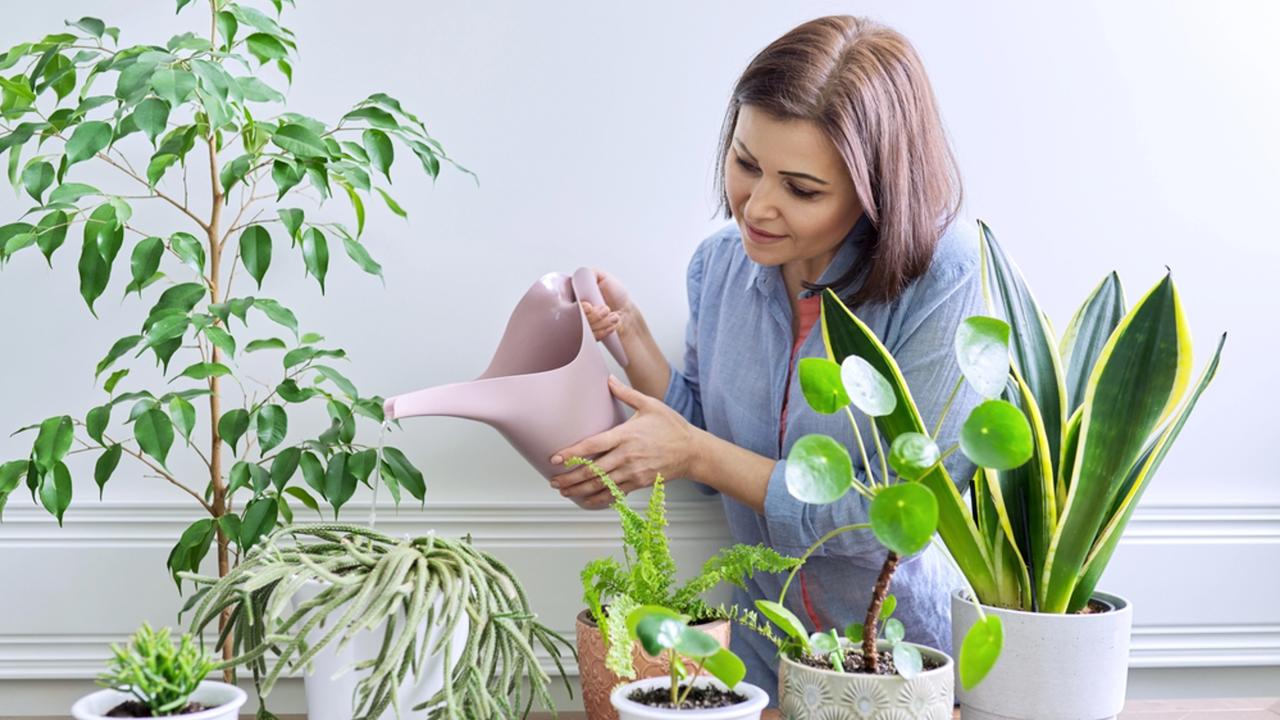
[181,523,574,719]
[817,220,1225,621]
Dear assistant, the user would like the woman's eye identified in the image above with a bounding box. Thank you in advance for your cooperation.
[789,185,819,199]
[734,156,759,173]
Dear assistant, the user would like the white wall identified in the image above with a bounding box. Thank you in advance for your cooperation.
[2,1,1277,714]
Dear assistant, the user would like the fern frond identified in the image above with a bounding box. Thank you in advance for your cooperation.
[581,557,628,626]
[672,544,801,610]
[602,594,639,679]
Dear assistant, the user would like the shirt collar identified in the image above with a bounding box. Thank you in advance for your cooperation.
[746,213,873,298]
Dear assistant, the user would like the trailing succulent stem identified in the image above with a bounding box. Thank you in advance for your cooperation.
[182,523,574,719]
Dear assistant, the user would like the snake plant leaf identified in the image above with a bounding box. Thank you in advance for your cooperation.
[955,316,1012,399]
[1060,272,1126,415]
[785,434,853,504]
[958,614,1003,690]
[998,367,1058,610]
[975,468,1033,609]
[820,289,999,601]
[960,400,1033,471]
[888,432,940,481]
[869,483,938,556]
[1068,331,1225,611]
[797,357,850,414]
[841,355,897,417]
[702,646,747,689]
[978,221,1066,475]
[1041,273,1193,613]
[754,600,808,643]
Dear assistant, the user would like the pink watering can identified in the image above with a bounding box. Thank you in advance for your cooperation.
[383,267,630,482]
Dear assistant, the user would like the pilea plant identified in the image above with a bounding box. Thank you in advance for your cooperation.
[570,457,798,679]
[98,623,216,717]
[752,285,1038,684]
[182,523,574,719]
[0,0,458,668]
[626,605,747,709]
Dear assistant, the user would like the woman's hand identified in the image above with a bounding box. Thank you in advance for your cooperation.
[580,268,634,342]
[549,375,701,509]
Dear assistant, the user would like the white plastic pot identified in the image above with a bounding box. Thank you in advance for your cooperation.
[609,676,769,720]
[293,579,469,720]
[777,639,954,719]
[951,588,1133,720]
[70,680,246,720]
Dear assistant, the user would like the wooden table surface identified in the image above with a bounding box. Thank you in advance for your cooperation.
[11,699,1278,719]
[218,699,1280,720]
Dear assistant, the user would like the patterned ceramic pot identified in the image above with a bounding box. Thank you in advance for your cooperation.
[576,609,732,720]
[610,676,769,720]
[778,640,954,720]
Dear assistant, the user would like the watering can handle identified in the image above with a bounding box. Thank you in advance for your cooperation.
[571,267,629,368]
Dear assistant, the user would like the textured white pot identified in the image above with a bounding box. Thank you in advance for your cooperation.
[609,676,769,720]
[951,589,1133,720]
[70,680,246,720]
[777,639,954,720]
[293,579,468,720]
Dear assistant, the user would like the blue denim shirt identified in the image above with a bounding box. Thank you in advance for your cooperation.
[662,215,984,702]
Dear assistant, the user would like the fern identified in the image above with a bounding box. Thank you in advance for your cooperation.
[569,457,802,677]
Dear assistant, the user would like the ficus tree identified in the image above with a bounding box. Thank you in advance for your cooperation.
[0,0,460,669]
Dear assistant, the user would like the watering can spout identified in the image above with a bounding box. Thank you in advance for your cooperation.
[381,267,628,481]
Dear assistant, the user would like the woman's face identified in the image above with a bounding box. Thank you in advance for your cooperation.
[724,104,863,272]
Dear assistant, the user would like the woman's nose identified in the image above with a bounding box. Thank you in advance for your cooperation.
[743,183,781,224]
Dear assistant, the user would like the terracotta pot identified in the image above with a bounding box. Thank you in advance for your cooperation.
[576,609,732,720]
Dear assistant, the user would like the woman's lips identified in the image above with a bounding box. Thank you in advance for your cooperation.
[745,222,787,245]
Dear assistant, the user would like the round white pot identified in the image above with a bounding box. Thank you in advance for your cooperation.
[71,680,246,720]
[777,639,954,720]
[610,676,769,720]
[293,579,469,720]
[951,588,1133,720]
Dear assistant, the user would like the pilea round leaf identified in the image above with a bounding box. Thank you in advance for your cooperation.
[841,355,897,417]
[785,434,853,504]
[797,357,849,414]
[960,399,1034,470]
[954,316,1012,398]
[888,432,941,481]
[959,615,1004,690]
[868,483,938,556]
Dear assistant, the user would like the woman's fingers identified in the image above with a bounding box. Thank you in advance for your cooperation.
[581,301,620,341]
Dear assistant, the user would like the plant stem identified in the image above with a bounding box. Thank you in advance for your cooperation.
[932,377,963,440]
[204,1,233,675]
[778,522,871,605]
[844,406,878,487]
[676,656,707,706]
[669,652,678,707]
[861,551,899,673]
[870,418,889,490]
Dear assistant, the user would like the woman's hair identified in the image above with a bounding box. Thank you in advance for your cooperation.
[714,16,962,306]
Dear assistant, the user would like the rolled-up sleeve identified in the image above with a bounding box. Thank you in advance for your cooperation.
[762,259,985,568]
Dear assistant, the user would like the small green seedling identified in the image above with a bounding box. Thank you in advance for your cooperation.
[756,593,924,678]
[626,605,747,708]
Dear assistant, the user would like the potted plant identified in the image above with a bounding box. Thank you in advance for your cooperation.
[182,523,575,720]
[609,605,769,720]
[71,623,247,719]
[812,220,1226,720]
[746,341,975,718]
[0,0,454,672]
[570,458,799,720]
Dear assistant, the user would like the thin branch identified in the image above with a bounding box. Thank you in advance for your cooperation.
[72,429,213,513]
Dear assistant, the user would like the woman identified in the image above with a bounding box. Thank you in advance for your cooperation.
[549,15,984,697]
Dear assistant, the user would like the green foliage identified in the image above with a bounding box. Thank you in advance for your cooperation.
[184,524,574,719]
[569,457,799,678]
[98,624,215,716]
[626,605,747,708]
[0,2,457,600]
